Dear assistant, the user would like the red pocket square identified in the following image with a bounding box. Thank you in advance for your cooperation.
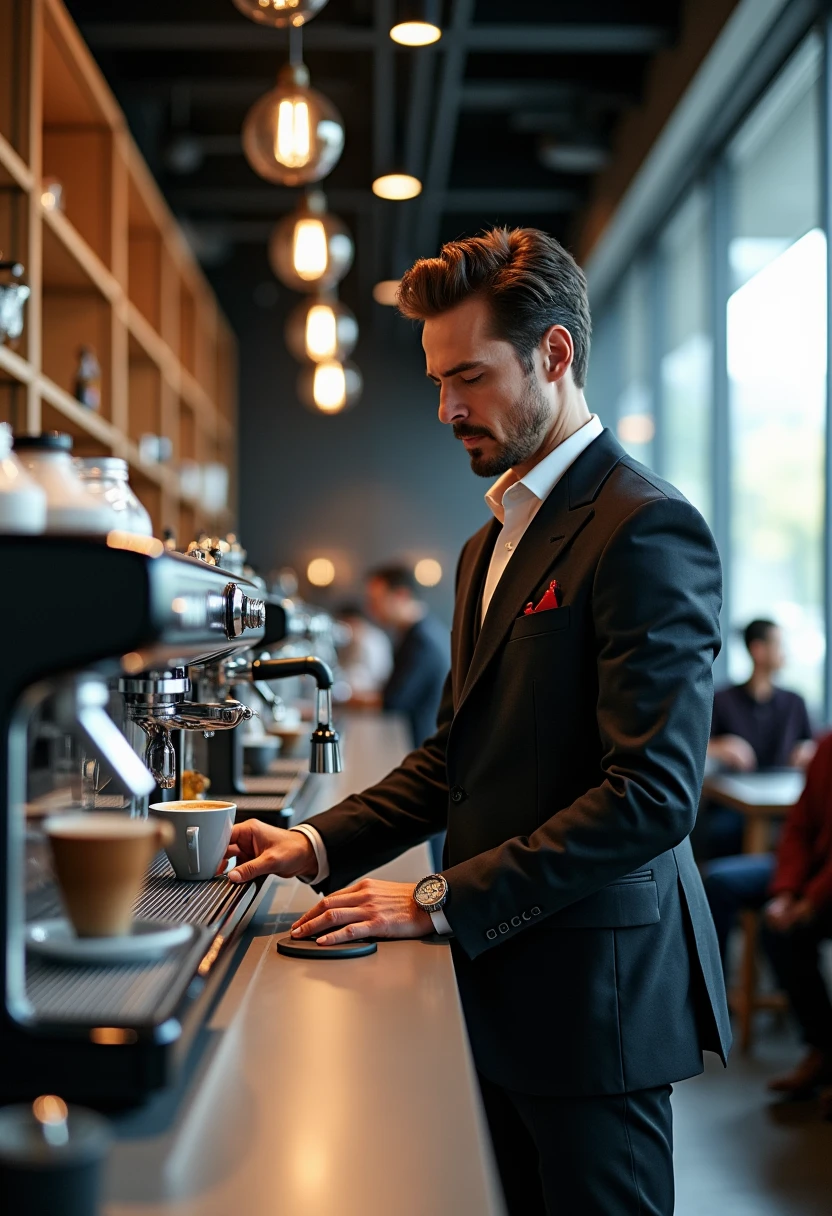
[524,579,563,615]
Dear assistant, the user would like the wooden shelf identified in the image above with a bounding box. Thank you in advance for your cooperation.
[0,345,35,386]
[4,0,238,541]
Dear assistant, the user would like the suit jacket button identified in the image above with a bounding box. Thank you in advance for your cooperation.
[486,928,497,940]
[531,906,541,916]
[522,911,531,921]
[511,916,521,927]
[450,786,467,803]
[498,922,509,934]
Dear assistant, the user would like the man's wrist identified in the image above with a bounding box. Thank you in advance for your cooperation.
[288,826,323,881]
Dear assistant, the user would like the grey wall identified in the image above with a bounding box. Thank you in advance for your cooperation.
[213,267,489,625]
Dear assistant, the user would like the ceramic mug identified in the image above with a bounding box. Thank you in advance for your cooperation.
[149,801,236,882]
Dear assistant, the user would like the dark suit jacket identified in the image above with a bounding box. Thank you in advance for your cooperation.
[308,429,732,1096]
[383,613,451,748]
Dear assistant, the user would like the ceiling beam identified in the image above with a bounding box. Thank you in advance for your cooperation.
[414,0,476,257]
[80,22,670,55]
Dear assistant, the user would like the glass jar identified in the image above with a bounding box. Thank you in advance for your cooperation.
[0,423,46,533]
[12,433,115,534]
[76,457,153,537]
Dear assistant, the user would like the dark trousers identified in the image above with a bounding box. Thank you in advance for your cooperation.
[762,915,832,1051]
[478,1073,674,1216]
[703,852,775,964]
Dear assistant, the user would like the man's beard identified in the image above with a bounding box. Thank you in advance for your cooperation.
[454,376,551,478]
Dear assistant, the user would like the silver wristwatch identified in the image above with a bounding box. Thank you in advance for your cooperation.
[413,873,449,914]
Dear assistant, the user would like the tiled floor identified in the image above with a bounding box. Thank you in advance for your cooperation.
[674,1026,832,1215]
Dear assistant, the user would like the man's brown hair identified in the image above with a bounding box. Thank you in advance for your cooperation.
[397,227,592,387]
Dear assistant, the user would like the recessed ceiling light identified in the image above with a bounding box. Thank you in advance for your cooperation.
[372,173,422,201]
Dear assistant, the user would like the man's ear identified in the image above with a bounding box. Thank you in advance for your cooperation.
[540,325,574,384]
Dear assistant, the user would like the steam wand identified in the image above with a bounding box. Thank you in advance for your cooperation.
[250,656,342,774]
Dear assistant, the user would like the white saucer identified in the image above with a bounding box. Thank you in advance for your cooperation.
[26,918,194,965]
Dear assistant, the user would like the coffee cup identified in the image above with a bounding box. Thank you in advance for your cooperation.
[149,801,236,882]
[44,814,173,938]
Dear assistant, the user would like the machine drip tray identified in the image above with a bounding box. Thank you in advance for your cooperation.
[26,855,256,1026]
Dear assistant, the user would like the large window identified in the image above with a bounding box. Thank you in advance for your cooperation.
[660,189,712,522]
[616,261,654,466]
[726,36,825,707]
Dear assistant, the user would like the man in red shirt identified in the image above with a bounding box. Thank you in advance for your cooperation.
[761,732,832,1095]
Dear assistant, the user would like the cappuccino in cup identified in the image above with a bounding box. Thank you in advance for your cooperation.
[45,814,173,938]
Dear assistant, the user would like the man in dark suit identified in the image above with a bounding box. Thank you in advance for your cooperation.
[225,228,730,1215]
[363,563,451,751]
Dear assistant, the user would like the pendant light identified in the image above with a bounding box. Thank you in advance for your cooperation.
[390,0,442,46]
[232,0,330,28]
[297,359,363,415]
[242,62,344,187]
[269,191,354,292]
[285,294,359,363]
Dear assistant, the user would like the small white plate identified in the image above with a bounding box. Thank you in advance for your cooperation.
[26,918,194,965]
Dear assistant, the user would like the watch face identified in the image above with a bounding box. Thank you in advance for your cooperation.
[418,876,446,906]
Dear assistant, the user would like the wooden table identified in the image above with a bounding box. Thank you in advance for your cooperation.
[702,769,806,1051]
[702,770,805,854]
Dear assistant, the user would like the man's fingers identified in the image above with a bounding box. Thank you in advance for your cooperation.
[291,905,367,938]
[227,852,276,884]
[316,921,375,946]
[292,889,368,928]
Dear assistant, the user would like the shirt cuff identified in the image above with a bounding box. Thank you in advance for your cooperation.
[430,907,453,936]
[289,824,330,885]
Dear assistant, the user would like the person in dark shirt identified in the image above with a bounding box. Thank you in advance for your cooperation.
[709,619,814,773]
[702,619,815,860]
[364,564,451,750]
[364,565,450,870]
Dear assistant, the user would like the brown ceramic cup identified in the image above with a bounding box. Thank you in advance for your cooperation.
[44,814,174,938]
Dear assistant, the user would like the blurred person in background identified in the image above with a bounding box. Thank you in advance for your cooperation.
[756,731,832,1101]
[364,565,450,872]
[336,602,393,699]
[363,564,450,753]
[702,619,815,859]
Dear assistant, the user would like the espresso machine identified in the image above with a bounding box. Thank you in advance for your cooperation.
[177,536,345,825]
[0,532,341,1105]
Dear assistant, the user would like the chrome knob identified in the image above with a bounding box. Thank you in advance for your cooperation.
[224,582,265,638]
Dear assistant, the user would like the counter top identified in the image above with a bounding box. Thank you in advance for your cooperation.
[103,713,504,1216]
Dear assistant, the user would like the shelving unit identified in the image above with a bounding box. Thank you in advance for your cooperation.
[0,0,237,539]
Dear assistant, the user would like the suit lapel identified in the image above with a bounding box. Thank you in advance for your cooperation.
[452,517,499,702]
[455,428,625,714]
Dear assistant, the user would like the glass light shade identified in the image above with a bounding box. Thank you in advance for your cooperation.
[269,194,354,291]
[232,0,330,28]
[285,296,359,363]
[390,21,441,45]
[242,63,345,187]
[372,173,422,200]
[297,359,362,414]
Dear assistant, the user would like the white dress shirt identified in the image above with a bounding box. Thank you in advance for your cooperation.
[289,415,604,936]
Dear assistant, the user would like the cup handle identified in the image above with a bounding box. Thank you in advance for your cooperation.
[187,826,200,875]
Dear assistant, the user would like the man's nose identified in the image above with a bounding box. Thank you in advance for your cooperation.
[437,386,467,426]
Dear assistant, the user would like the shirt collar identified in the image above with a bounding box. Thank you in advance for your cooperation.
[485,414,604,524]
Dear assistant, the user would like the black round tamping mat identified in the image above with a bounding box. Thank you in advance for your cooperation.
[276,935,377,959]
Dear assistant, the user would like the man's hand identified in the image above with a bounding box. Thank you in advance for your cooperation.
[289,879,434,945]
[790,739,818,770]
[765,893,814,932]
[709,735,757,772]
[223,820,318,884]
